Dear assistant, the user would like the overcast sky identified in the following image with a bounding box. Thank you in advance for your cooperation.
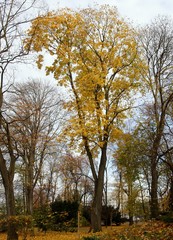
[17,0,173,83]
[45,0,173,25]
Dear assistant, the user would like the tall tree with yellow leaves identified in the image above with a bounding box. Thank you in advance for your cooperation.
[26,5,143,232]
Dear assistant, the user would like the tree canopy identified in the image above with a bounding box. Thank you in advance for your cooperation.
[26,5,143,153]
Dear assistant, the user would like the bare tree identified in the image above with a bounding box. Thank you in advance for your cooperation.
[58,152,94,203]
[0,1,45,239]
[5,79,65,215]
[34,147,61,207]
[0,0,43,121]
[157,110,173,211]
[139,16,173,218]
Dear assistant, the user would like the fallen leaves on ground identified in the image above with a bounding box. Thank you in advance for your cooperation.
[116,221,173,240]
[0,222,173,240]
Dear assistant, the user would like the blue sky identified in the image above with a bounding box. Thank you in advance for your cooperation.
[45,0,173,25]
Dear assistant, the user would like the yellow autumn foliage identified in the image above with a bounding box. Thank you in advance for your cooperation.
[26,5,144,151]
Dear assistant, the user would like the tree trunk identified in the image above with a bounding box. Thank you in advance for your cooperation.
[25,153,34,215]
[0,151,18,240]
[150,160,159,218]
[128,183,134,225]
[91,180,103,232]
[26,185,33,215]
[90,147,107,232]
[168,175,173,211]
[5,181,18,240]
[129,215,134,226]
[150,131,163,219]
[7,223,18,240]
[4,179,18,240]
[161,161,173,212]
[0,87,3,128]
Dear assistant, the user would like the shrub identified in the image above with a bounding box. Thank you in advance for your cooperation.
[33,204,53,231]
[0,218,7,232]
[82,205,122,227]
[158,211,173,223]
[0,215,33,239]
[50,200,79,231]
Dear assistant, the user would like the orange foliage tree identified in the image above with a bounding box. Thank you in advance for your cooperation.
[26,5,143,232]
